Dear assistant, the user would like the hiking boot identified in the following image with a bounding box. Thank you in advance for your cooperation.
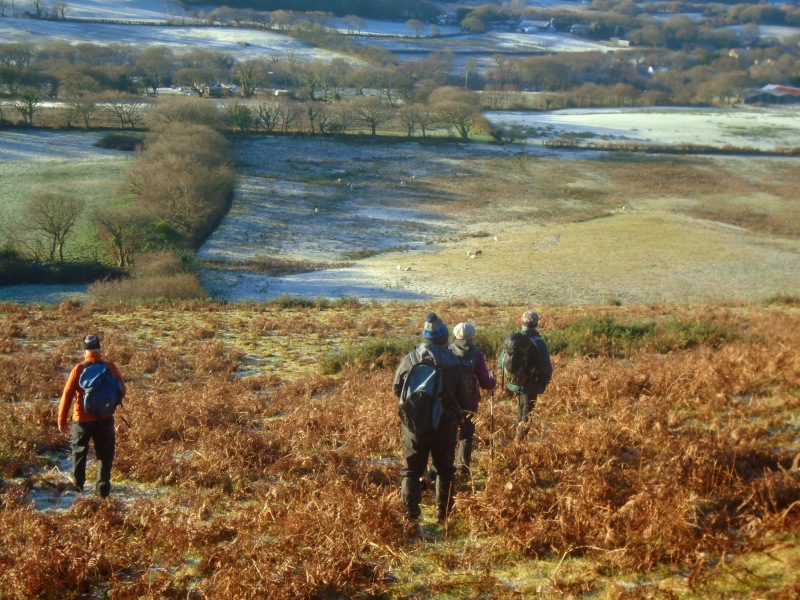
[456,465,470,477]
[64,477,83,494]
[516,421,529,441]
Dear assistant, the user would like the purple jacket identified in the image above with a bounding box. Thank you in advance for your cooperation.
[450,340,497,411]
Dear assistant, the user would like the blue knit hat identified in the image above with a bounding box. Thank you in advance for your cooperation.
[422,312,447,339]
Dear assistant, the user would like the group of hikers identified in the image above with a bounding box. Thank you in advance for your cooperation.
[57,309,552,524]
[392,309,552,522]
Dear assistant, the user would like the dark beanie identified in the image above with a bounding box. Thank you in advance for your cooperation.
[422,312,447,340]
[82,335,101,350]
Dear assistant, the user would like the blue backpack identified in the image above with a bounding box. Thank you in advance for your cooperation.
[79,361,123,418]
[399,351,444,435]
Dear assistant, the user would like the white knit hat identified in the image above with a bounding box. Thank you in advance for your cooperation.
[453,322,476,340]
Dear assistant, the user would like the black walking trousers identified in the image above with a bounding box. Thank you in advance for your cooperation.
[71,417,115,498]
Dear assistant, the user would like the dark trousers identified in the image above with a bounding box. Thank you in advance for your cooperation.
[456,413,476,471]
[71,418,115,498]
[400,422,458,519]
[519,393,537,423]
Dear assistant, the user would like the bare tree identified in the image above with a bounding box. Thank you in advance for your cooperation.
[225,102,254,132]
[351,97,395,136]
[235,59,257,98]
[255,99,281,132]
[30,0,44,19]
[436,102,478,140]
[406,19,424,38]
[104,94,148,129]
[26,193,85,262]
[277,99,300,133]
[68,93,100,128]
[95,206,150,268]
[12,88,42,126]
[50,0,66,18]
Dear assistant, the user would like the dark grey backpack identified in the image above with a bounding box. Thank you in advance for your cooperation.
[399,352,444,434]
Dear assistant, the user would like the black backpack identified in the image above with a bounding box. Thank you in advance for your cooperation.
[453,345,479,399]
[502,332,540,387]
[399,351,444,435]
[79,361,123,418]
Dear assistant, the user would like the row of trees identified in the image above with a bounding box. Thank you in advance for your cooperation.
[222,87,489,138]
[3,32,799,131]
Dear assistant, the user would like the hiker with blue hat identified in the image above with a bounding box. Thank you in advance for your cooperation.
[392,312,471,524]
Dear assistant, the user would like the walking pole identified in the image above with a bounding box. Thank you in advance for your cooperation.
[490,385,495,464]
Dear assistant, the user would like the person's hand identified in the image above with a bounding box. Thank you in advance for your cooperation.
[59,424,69,435]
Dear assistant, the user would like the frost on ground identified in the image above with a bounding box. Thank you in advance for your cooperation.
[24,0,195,22]
[488,106,800,151]
[0,17,345,63]
[0,130,122,162]
[198,136,800,305]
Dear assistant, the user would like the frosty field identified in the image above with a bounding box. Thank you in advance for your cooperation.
[198,134,800,305]
[0,17,343,63]
[488,106,800,151]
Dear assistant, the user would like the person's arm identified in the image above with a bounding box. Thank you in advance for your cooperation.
[58,365,80,434]
[392,352,413,398]
[475,351,496,391]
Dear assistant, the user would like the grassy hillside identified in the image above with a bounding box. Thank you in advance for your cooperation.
[1,299,798,598]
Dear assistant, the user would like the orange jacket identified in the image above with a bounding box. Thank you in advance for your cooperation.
[58,350,126,431]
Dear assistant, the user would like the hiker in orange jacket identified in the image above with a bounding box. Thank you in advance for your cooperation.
[58,335,126,498]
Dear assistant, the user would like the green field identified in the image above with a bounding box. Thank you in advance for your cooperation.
[0,131,133,260]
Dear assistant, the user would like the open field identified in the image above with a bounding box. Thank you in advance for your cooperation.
[0,130,133,261]
[1,300,799,598]
[488,107,800,151]
[0,17,348,63]
[199,135,800,305]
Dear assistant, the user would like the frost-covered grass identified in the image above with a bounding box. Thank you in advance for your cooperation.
[197,136,800,305]
[488,106,800,150]
[19,0,194,22]
[0,17,349,63]
[725,24,800,41]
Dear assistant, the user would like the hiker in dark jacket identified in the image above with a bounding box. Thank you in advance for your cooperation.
[58,335,126,498]
[500,310,552,441]
[393,312,471,522]
[449,322,496,474]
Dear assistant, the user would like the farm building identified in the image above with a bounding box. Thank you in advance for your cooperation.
[743,84,800,104]
[518,19,556,33]
[570,23,591,36]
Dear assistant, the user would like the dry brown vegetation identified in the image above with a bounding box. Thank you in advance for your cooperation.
[0,300,799,599]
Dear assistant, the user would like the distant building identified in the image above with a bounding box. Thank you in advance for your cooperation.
[437,11,457,26]
[518,19,555,33]
[570,23,591,36]
[743,84,800,104]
